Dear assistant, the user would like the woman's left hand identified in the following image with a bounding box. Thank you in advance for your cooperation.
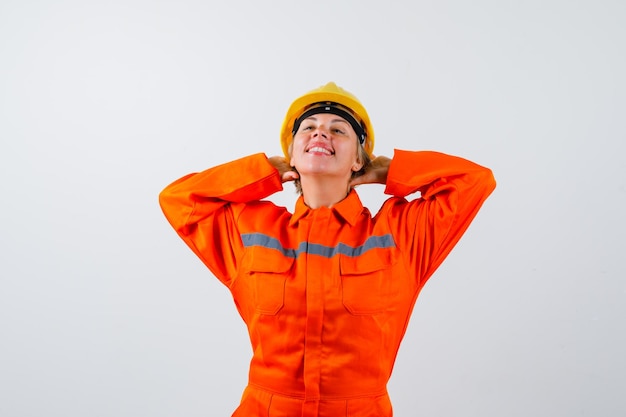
[350,155,391,187]
[268,156,300,183]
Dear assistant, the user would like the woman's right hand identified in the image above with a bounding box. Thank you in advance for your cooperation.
[268,156,300,183]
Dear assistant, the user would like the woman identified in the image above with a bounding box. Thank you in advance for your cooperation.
[159,82,496,417]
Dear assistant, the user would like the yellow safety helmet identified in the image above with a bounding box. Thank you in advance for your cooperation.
[280,82,375,159]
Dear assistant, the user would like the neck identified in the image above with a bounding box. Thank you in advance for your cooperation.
[300,176,351,209]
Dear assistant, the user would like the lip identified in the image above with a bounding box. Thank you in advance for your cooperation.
[306,142,334,155]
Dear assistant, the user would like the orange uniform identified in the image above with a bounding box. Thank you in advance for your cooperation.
[159,150,495,417]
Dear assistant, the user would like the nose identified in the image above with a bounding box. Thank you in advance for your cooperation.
[313,126,329,139]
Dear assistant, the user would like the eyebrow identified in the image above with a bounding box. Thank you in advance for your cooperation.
[304,116,350,125]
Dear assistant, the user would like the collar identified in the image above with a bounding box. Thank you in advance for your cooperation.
[289,189,365,227]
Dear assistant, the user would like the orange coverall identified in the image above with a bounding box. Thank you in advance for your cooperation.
[159,150,496,417]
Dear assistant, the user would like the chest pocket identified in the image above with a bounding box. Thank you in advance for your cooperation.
[240,246,294,315]
[340,249,398,315]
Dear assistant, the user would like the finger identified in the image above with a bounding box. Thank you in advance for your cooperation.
[349,176,367,187]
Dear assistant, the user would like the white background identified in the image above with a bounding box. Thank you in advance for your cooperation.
[1,1,625,416]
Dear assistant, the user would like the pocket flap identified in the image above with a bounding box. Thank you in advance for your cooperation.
[339,248,396,275]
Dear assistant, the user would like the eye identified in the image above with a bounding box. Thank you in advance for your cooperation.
[332,128,346,134]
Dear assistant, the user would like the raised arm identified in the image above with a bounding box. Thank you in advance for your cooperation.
[381,149,496,287]
[159,153,283,285]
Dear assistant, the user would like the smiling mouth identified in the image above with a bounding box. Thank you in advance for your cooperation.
[307,146,334,155]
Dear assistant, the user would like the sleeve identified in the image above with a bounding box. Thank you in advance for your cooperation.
[383,149,496,287]
[158,153,284,286]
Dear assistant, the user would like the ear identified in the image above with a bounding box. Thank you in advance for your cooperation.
[352,146,364,171]
[288,143,295,167]
[351,159,364,172]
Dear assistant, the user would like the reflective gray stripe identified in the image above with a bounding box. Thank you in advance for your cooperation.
[241,233,395,259]
[241,233,298,258]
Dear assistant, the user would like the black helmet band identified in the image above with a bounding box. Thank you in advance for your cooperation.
[292,102,366,145]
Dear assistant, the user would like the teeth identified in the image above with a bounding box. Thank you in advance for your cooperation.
[308,146,332,155]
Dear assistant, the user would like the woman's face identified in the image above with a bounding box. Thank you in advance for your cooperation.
[289,112,363,181]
